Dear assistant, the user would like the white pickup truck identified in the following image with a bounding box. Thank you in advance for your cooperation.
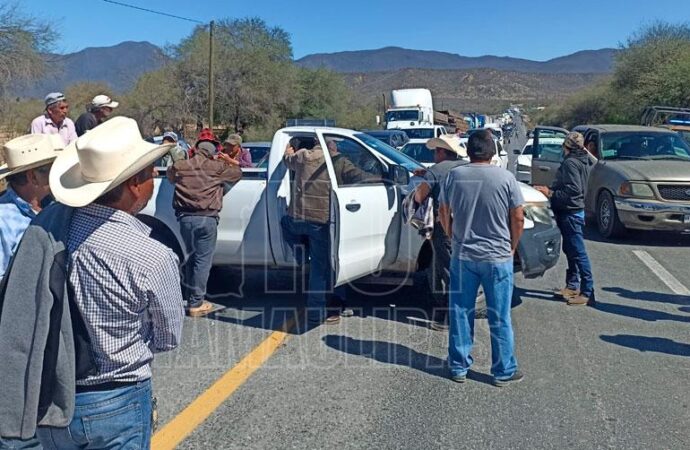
[141,126,561,296]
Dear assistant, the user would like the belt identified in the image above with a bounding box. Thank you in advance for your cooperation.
[75,380,143,393]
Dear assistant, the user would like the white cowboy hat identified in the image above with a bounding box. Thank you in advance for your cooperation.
[0,134,64,181]
[426,134,468,157]
[49,116,173,207]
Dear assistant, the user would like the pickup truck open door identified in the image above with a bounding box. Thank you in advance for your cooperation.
[316,131,401,286]
[530,126,569,186]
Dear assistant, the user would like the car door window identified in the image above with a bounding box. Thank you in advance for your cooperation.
[533,129,567,162]
[323,134,385,187]
[538,143,563,162]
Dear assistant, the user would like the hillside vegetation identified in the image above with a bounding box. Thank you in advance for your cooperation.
[538,23,690,128]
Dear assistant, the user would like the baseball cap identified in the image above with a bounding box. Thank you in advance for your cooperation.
[563,132,585,150]
[196,141,217,156]
[162,131,178,143]
[91,95,119,109]
[44,92,66,107]
[224,134,242,146]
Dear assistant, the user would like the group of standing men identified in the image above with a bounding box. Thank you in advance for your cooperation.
[0,94,596,448]
[415,128,594,386]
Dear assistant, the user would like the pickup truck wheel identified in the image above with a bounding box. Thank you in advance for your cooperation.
[597,191,626,239]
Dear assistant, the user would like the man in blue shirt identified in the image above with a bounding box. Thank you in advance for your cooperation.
[0,134,62,280]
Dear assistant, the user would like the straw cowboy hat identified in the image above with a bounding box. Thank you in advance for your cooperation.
[50,116,173,207]
[426,134,468,158]
[0,134,64,181]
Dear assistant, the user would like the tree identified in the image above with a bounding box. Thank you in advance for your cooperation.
[612,22,690,120]
[65,82,115,120]
[543,22,690,126]
[0,2,56,98]
[174,18,296,132]
[120,67,190,135]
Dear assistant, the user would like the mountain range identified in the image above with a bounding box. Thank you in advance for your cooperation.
[24,41,167,97]
[296,46,618,74]
[21,42,616,109]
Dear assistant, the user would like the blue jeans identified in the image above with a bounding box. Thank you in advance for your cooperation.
[555,212,594,297]
[448,258,517,380]
[0,437,41,449]
[179,215,218,308]
[281,216,345,323]
[36,380,152,449]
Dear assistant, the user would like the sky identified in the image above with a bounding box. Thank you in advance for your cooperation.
[18,0,690,60]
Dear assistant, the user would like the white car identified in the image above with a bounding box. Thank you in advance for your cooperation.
[514,138,534,183]
[400,138,434,168]
[459,135,508,169]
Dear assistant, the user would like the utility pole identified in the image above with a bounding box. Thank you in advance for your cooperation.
[208,20,215,129]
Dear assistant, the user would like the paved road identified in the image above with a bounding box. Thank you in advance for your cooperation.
[151,117,690,449]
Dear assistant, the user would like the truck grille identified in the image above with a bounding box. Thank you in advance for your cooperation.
[657,185,690,201]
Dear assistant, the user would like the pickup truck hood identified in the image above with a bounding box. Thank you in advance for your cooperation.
[604,159,690,182]
[519,182,548,203]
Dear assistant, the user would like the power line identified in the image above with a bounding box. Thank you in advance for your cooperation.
[102,0,205,24]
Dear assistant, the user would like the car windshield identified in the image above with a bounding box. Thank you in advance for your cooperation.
[386,110,420,122]
[522,145,533,155]
[354,133,423,171]
[403,128,435,139]
[677,130,690,146]
[401,143,434,163]
[600,131,690,160]
[244,145,270,167]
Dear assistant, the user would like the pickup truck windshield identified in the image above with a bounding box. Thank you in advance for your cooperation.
[601,131,690,160]
[354,133,423,172]
[403,128,435,139]
[386,110,420,122]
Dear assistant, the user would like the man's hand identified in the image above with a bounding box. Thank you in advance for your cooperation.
[217,152,239,166]
[533,185,551,197]
[285,144,295,157]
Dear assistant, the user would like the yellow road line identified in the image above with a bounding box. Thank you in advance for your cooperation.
[152,317,295,449]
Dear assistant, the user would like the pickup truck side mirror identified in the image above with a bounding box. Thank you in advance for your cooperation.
[387,164,410,185]
[499,150,508,157]
[513,149,521,155]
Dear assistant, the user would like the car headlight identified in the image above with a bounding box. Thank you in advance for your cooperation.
[619,182,655,198]
[524,202,554,225]
[517,164,531,172]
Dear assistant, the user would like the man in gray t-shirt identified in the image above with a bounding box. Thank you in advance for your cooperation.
[438,129,525,387]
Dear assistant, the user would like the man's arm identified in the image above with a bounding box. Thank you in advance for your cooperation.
[146,251,184,353]
[66,119,78,144]
[438,203,453,238]
[217,159,242,184]
[241,149,253,167]
[509,206,525,255]
[29,117,41,134]
[166,165,176,183]
[549,161,582,209]
[415,182,431,204]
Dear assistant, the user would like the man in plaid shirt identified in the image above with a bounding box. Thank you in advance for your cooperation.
[36,117,184,449]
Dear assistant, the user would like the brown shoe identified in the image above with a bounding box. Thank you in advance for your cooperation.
[567,294,590,306]
[554,288,580,299]
[324,314,341,325]
[187,300,215,317]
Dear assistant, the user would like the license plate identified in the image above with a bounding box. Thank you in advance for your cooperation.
[685,214,690,224]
